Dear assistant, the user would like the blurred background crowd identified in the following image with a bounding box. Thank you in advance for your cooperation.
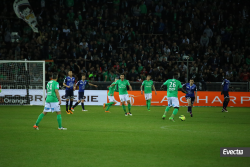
[0,0,250,89]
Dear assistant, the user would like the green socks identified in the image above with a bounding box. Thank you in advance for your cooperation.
[122,104,126,113]
[106,102,115,111]
[147,100,151,110]
[164,106,171,115]
[35,113,62,128]
[128,103,131,112]
[57,114,62,128]
[105,102,115,106]
[171,108,179,118]
[35,113,45,126]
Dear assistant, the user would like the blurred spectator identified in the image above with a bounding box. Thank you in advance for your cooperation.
[0,0,248,87]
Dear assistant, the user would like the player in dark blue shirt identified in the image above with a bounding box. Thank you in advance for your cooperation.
[221,78,233,112]
[63,71,76,114]
[182,78,197,117]
[71,75,98,111]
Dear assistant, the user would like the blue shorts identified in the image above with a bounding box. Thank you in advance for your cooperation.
[78,92,84,101]
[222,91,229,98]
[185,96,195,104]
[65,90,74,99]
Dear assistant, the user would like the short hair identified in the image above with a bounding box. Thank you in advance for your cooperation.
[190,78,194,81]
[52,72,58,79]
[147,74,151,77]
[120,73,125,76]
[173,73,178,79]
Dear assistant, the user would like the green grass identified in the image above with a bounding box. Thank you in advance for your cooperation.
[0,106,250,167]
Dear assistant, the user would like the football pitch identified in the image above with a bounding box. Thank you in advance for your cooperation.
[0,106,250,167]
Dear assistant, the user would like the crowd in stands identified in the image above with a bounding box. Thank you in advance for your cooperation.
[0,0,250,89]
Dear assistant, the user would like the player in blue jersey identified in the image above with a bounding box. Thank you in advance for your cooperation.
[63,71,75,114]
[182,78,197,117]
[221,78,233,112]
[71,75,98,111]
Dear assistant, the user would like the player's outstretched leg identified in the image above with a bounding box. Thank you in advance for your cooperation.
[169,108,178,122]
[33,112,46,130]
[162,106,171,120]
[57,112,67,130]
[127,100,132,116]
[72,100,80,111]
[104,102,116,112]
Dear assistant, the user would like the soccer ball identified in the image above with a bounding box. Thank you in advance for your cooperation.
[179,115,186,121]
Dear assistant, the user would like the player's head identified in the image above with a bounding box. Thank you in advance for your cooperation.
[189,78,194,85]
[147,74,151,80]
[52,72,58,80]
[82,75,86,80]
[120,73,125,80]
[68,71,72,77]
[173,73,178,79]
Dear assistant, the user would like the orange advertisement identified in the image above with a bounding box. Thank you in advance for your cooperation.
[107,91,250,107]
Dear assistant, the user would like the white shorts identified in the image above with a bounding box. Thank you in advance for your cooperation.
[119,94,130,102]
[108,96,115,102]
[144,93,152,100]
[44,102,61,112]
[167,97,179,108]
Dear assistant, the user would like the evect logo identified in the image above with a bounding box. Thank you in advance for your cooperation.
[223,149,243,155]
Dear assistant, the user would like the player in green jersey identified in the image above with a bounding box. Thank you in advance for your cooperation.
[160,73,187,122]
[141,74,157,111]
[103,78,119,112]
[111,73,133,116]
[33,73,67,130]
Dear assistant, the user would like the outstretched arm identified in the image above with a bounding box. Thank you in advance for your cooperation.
[141,85,143,94]
[89,83,98,88]
[160,84,165,90]
[179,87,187,94]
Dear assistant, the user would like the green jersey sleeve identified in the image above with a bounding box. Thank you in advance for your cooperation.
[127,80,130,86]
[55,82,59,90]
[163,80,168,86]
[142,81,145,86]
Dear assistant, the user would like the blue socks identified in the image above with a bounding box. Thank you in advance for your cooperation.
[66,101,68,111]
[188,106,191,113]
[81,103,85,110]
[70,101,73,109]
[73,102,79,108]
[223,100,229,109]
